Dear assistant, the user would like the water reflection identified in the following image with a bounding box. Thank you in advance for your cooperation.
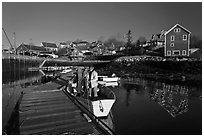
[121,78,200,118]
[2,69,55,128]
[151,86,188,117]
[122,83,145,107]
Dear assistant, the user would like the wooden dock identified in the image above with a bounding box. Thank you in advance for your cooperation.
[18,82,100,135]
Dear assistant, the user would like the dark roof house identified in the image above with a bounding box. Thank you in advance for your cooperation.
[73,41,91,53]
[42,42,58,52]
[42,42,58,48]
[16,43,46,54]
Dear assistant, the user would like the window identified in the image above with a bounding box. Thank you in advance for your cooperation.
[183,35,187,40]
[167,50,171,56]
[171,36,175,41]
[174,28,180,32]
[170,43,174,47]
[182,50,186,55]
[173,50,180,55]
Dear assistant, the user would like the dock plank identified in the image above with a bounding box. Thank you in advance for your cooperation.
[20,120,93,135]
[19,83,98,135]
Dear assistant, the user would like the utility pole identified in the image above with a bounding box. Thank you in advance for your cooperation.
[29,38,32,56]
[13,32,16,54]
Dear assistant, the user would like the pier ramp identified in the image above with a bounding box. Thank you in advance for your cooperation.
[18,82,99,135]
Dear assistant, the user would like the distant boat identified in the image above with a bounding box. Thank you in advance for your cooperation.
[98,81,119,87]
[98,76,120,82]
[98,76,120,87]
[60,69,72,74]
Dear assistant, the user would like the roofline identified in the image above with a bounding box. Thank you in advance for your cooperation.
[164,24,191,35]
[41,42,57,48]
[19,43,29,50]
[19,43,46,51]
[42,41,56,44]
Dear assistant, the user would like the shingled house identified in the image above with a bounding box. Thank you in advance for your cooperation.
[150,30,166,50]
[16,43,46,55]
[72,41,91,54]
[164,24,191,57]
[42,42,58,52]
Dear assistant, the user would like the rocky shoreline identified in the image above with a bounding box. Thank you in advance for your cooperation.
[97,56,202,87]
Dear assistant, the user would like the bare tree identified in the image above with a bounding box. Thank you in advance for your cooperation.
[138,36,147,45]
[190,35,202,50]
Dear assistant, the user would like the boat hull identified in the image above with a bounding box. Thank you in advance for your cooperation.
[98,76,120,82]
[66,83,116,118]
[98,81,119,87]
[102,77,120,82]
[91,100,115,117]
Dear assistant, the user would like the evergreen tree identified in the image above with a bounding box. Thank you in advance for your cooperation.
[125,29,133,54]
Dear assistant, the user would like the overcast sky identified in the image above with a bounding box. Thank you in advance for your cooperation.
[2,2,202,48]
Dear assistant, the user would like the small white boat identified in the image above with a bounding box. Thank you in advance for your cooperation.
[98,76,120,82]
[90,85,116,117]
[98,81,119,87]
[98,76,120,87]
[60,69,72,74]
[66,83,116,118]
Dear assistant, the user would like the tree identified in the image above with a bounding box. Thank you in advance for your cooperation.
[125,29,133,55]
[74,39,83,43]
[138,36,147,45]
[104,37,125,50]
[97,36,105,43]
[126,29,133,48]
[190,35,202,50]
[29,38,35,46]
[135,40,140,47]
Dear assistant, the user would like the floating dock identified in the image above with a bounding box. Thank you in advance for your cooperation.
[18,82,100,135]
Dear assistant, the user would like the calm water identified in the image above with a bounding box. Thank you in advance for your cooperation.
[2,69,55,128]
[111,78,202,135]
[2,67,202,135]
[2,71,41,127]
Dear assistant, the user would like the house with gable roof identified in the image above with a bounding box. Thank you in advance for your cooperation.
[164,24,191,57]
[144,30,166,52]
[16,43,46,55]
[74,41,90,53]
[89,41,104,55]
[42,42,58,52]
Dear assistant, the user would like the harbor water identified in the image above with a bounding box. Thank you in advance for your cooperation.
[111,78,202,135]
[2,65,202,135]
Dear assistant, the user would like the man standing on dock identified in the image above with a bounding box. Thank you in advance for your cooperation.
[82,67,89,95]
[88,66,99,99]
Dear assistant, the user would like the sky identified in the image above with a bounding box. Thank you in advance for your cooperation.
[2,2,202,49]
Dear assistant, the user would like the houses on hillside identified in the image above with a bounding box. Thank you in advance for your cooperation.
[13,23,199,59]
[146,30,166,51]
[72,41,91,54]
[145,24,191,57]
